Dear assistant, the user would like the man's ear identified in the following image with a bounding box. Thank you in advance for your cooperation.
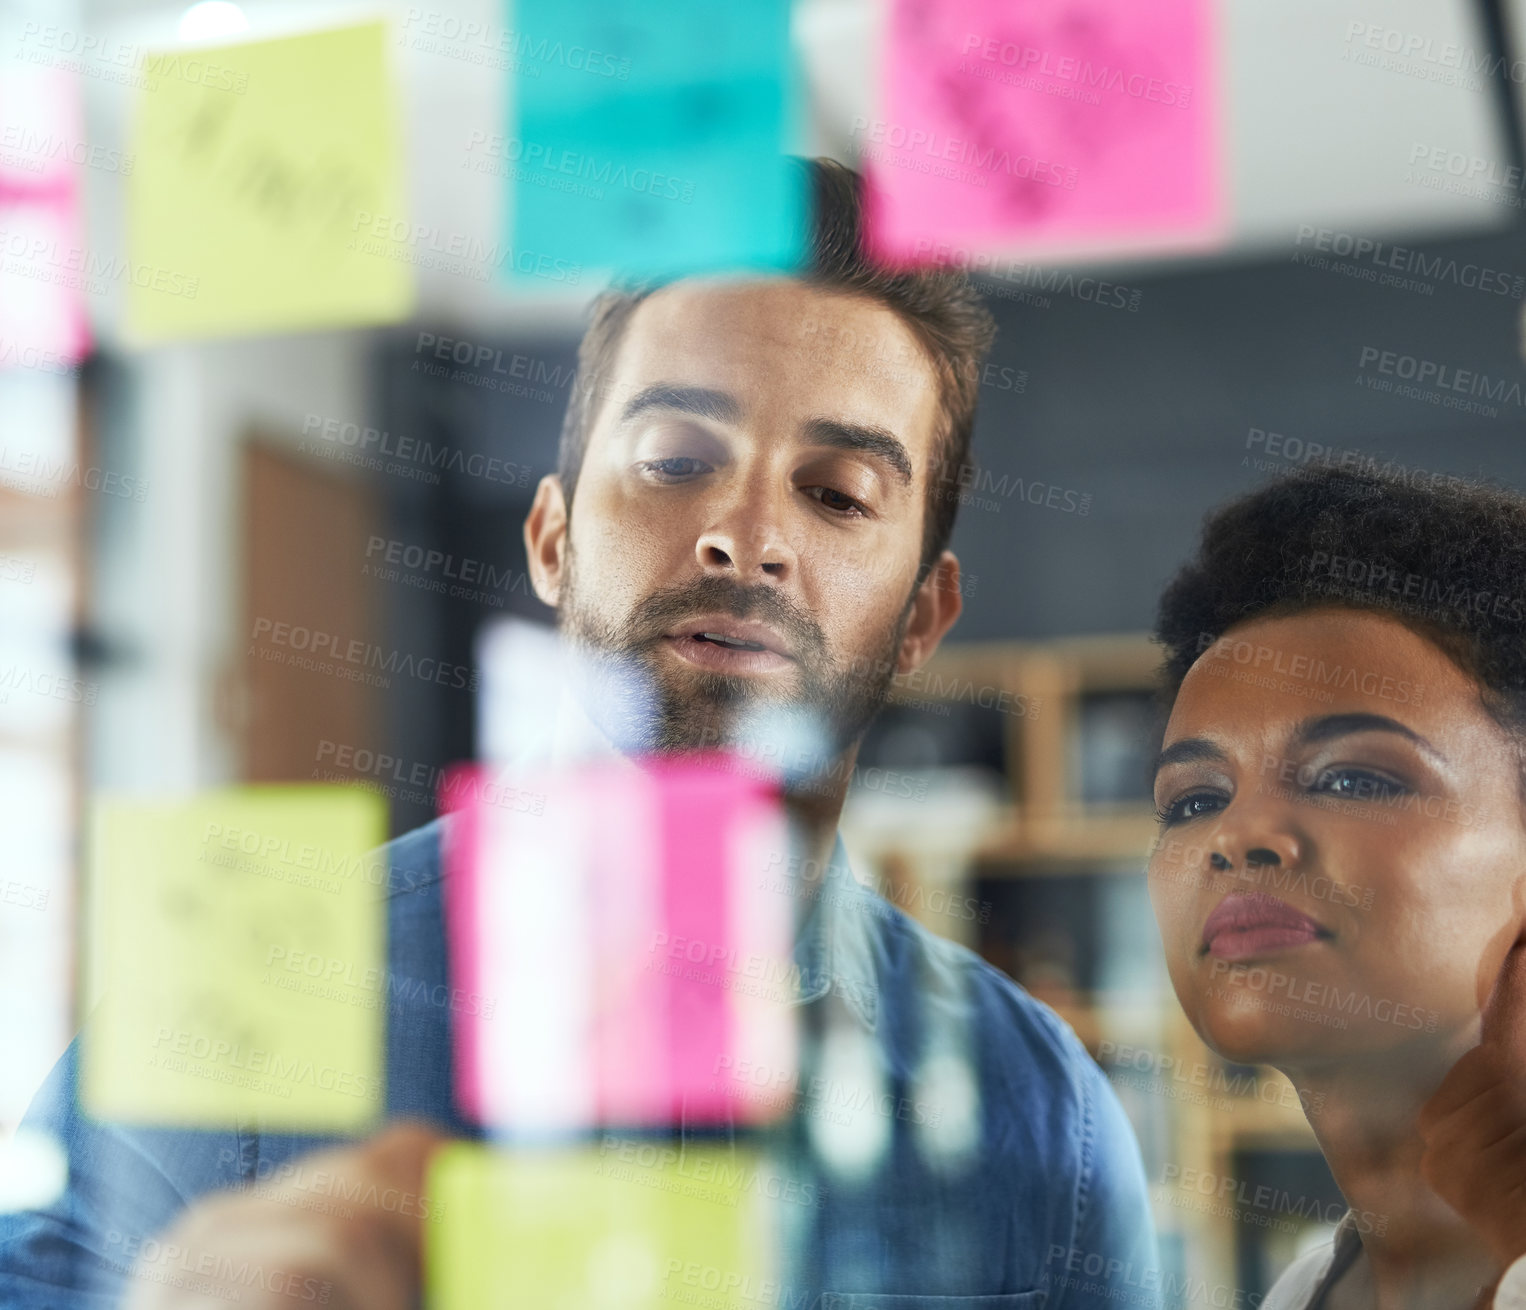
[897,550,963,675]
[523,475,569,607]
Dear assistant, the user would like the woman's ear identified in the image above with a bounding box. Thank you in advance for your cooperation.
[897,550,963,675]
[523,475,569,608]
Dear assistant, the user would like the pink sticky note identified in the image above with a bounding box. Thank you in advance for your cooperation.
[865,0,1222,264]
[442,757,795,1134]
[0,67,91,366]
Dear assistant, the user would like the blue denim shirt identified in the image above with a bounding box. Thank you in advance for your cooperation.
[0,818,1158,1308]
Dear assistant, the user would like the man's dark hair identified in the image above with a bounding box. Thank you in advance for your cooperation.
[1155,465,1526,737]
[555,157,997,572]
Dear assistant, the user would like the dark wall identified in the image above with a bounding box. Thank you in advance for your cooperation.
[953,226,1526,639]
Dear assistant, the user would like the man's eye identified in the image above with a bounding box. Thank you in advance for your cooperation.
[1156,791,1226,826]
[1310,768,1407,803]
[639,457,711,481]
[807,486,867,516]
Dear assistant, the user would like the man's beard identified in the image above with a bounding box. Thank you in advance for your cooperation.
[557,547,911,772]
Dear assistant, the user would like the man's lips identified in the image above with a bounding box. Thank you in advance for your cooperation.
[660,616,794,674]
[1201,892,1331,962]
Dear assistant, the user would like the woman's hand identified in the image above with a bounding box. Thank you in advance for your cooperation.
[1418,942,1526,1268]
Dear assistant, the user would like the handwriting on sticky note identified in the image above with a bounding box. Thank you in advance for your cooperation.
[127,21,412,341]
[82,787,386,1131]
[510,0,803,279]
[427,1142,779,1310]
[867,0,1219,262]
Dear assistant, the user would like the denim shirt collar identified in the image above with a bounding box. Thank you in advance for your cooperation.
[790,836,881,1033]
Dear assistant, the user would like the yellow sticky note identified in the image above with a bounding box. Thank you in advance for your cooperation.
[427,1142,780,1310]
[127,22,412,341]
[82,787,387,1131]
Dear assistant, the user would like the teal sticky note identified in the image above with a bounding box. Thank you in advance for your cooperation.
[506,0,804,280]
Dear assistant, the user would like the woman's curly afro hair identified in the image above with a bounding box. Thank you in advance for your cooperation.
[1155,465,1526,737]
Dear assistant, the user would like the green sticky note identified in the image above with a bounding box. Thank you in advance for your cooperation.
[428,1143,779,1310]
[127,21,413,341]
[82,787,387,1131]
[509,0,804,280]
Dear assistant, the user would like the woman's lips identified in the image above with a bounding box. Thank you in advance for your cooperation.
[1201,892,1330,962]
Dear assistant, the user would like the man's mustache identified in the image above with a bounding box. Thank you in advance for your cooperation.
[623,577,829,662]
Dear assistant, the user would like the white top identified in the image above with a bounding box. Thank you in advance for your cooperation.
[1262,1215,1358,1310]
[1261,1215,1526,1310]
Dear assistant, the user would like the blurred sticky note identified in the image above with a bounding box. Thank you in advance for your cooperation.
[0,66,91,366]
[866,0,1220,263]
[82,788,387,1131]
[445,757,796,1133]
[508,0,804,279]
[427,1142,777,1310]
[126,21,412,341]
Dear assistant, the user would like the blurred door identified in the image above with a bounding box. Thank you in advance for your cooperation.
[240,438,380,782]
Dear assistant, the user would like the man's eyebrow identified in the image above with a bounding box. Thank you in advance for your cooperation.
[618,384,742,427]
[800,417,914,485]
[1293,712,1446,761]
[1154,738,1229,778]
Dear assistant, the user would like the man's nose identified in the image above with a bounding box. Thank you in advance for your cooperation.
[695,492,797,581]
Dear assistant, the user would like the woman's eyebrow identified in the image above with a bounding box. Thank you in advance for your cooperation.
[1293,712,1447,762]
[1154,738,1228,778]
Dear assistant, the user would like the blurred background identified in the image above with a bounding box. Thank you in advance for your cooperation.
[4,0,1526,1298]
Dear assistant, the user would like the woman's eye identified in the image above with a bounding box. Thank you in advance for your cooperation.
[807,486,867,516]
[1156,791,1226,826]
[639,457,711,481]
[1310,767,1407,803]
